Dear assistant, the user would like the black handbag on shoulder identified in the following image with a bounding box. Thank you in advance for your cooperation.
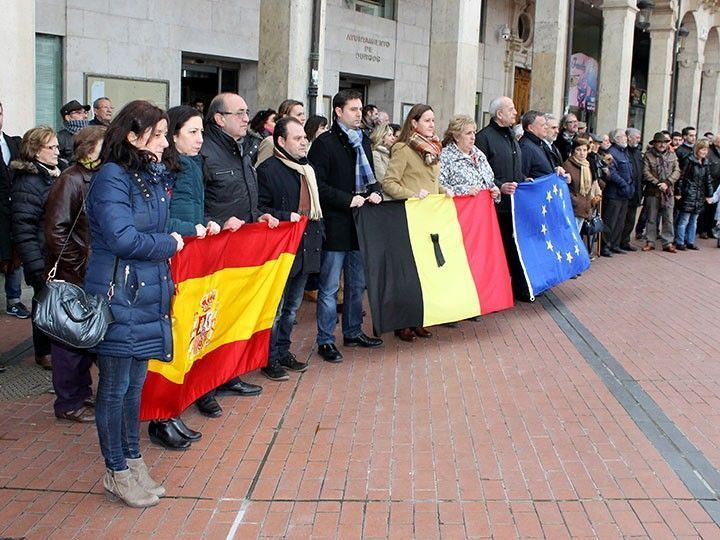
[33,183,115,349]
[582,214,607,236]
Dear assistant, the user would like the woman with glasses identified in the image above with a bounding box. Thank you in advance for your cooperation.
[10,126,65,370]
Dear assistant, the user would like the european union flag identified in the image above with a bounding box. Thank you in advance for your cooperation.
[512,173,590,299]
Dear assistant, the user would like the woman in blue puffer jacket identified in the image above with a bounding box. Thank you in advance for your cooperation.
[85,100,183,508]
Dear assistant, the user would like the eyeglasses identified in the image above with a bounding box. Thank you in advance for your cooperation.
[43,144,59,151]
[219,110,250,118]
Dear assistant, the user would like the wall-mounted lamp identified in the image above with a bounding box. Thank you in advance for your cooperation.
[636,0,655,31]
[499,25,511,41]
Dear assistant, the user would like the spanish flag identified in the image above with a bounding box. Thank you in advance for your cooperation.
[354,192,513,335]
[139,219,306,421]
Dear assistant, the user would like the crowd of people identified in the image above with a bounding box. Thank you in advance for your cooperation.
[0,89,719,509]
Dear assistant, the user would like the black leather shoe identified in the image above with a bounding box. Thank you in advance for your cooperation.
[317,343,343,363]
[610,247,625,254]
[148,420,191,450]
[600,248,613,257]
[343,333,383,348]
[620,244,638,252]
[278,352,309,372]
[196,395,223,417]
[170,417,202,441]
[261,364,290,381]
[219,379,263,396]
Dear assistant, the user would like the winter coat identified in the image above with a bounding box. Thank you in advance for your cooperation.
[307,121,380,251]
[168,154,205,237]
[372,146,390,183]
[439,143,496,196]
[0,132,21,261]
[556,129,574,161]
[563,159,593,220]
[44,163,92,286]
[519,131,555,180]
[242,129,264,165]
[707,144,720,190]
[257,156,324,277]
[642,147,680,197]
[605,144,635,200]
[57,128,75,163]
[382,142,444,200]
[675,143,694,173]
[626,145,644,206]
[587,151,609,190]
[475,118,524,213]
[675,155,713,214]
[201,122,261,225]
[84,162,177,361]
[10,161,56,286]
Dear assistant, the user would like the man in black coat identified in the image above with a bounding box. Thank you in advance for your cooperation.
[195,92,281,416]
[257,117,324,380]
[675,126,696,173]
[475,96,532,302]
[308,89,383,363]
[619,128,643,251]
[519,110,555,180]
[0,101,30,319]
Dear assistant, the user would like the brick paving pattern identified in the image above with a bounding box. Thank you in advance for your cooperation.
[1,237,720,538]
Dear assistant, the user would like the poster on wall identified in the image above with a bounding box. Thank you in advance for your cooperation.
[568,53,598,112]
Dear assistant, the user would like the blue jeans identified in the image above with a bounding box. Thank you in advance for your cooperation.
[269,271,309,364]
[675,211,699,246]
[317,250,365,345]
[4,266,22,304]
[95,356,148,471]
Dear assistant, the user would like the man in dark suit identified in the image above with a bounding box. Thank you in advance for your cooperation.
[0,101,30,319]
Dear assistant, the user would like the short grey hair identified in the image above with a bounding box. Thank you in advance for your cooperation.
[610,128,626,142]
[488,97,508,119]
[544,113,557,122]
[626,127,641,138]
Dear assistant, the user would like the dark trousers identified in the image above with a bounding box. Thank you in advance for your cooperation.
[29,281,52,357]
[698,202,717,235]
[620,203,639,247]
[497,212,531,302]
[51,341,94,413]
[634,204,649,238]
[602,198,628,250]
[269,271,310,364]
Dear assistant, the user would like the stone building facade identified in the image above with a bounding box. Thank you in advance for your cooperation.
[1,0,719,143]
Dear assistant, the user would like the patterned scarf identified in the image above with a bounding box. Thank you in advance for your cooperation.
[569,155,592,196]
[63,119,89,135]
[338,122,377,194]
[407,132,442,165]
[274,148,323,221]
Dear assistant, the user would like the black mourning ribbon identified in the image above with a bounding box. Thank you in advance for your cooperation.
[430,233,445,267]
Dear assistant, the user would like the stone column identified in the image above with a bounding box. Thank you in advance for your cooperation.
[674,54,705,129]
[698,66,720,134]
[426,0,482,131]
[642,5,676,144]
[257,0,325,112]
[529,0,570,116]
[597,0,637,136]
[0,0,35,133]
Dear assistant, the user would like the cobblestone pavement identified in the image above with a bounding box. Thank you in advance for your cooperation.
[1,237,720,538]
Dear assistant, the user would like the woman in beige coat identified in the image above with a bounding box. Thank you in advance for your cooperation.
[382,104,453,342]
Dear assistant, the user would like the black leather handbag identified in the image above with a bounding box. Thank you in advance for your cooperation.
[582,214,606,236]
[33,183,115,349]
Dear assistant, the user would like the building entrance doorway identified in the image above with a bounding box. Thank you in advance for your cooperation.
[513,67,531,118]
[181,55,242,111]
[339,75,369,104]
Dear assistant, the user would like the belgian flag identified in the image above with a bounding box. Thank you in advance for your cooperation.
[354,192,513,335]
[139,219,306,421]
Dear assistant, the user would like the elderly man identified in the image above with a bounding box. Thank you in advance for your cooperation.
[475,96,532,301]
[90,97,113,126]
[257,117,323,380]
[196,92,280,417]
[57,100,90,162]
[601,129,635,257]
[619,128,643,251]
[641,132,680,253]
[543,113,563,168]
[556,112,579,161]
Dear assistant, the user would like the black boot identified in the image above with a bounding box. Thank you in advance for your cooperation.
[169,417,202,441]
[148,420,191,450]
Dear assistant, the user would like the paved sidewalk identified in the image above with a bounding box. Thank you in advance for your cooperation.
[1,237,720,538]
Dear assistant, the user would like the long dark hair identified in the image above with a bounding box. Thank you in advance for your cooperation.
[304,115,328,142]
[250,108,276,135]
[163,105,203,172]
[100,100,168,170]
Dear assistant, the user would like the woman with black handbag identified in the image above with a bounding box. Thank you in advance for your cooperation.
[84,101,184,508]
[44,125,106,423]
[10,126,65,370]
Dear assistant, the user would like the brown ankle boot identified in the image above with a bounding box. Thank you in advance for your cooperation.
[35,355,52,370]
